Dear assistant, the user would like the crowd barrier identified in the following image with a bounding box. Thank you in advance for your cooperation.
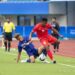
[0,26,75,38]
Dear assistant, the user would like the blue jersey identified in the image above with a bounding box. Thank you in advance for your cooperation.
[18,36,39,57]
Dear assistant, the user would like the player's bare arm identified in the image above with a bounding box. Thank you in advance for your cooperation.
[29,31,34,40]
[17,52,21,63]
[52,27,63,37]
[52,27,59,35]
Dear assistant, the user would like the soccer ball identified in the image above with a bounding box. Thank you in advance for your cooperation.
[39,53,46,61]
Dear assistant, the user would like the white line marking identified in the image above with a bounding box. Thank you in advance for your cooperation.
[58,63,75,68]
[0,49,26,58]
[0,48,75,67]
[4,51,75,67]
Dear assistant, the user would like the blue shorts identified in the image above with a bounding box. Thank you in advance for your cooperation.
[26,48,39,58]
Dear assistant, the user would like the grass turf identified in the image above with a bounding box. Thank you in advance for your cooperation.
[0,48,75,75]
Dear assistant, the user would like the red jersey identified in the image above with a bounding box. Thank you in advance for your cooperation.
[32,23,52,38]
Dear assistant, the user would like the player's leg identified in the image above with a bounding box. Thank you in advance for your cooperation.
[56,43,59,52]
[53,43,57,53]
[8,41,11,52]
[49,35,60,48]
[40,38,56,63]
[48,35,60,44]
[53,35,60,52]
[38,45,45,54]
[4,33,8,51]
[22,56,35,63]
[46,45,56,63]
[29,56,35,63]
[51,34,58,53]
[56,35,60,52]
[8,33,12,52]
[4,40,7,51]
[39,48,49,63]
[26,50,36,63]
[46,36,60,63]
[42,48,47,56]
[33,48,49,63]
[48,35,60,57]
[37,44,48,56]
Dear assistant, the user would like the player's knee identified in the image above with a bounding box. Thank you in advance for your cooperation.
[56,40,60,44]
[31,59,35,63]
[30,56,35,63]
[43,43,50,49]
[45,45,50,50]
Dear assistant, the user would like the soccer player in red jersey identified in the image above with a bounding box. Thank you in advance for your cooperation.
[30,18,62,64]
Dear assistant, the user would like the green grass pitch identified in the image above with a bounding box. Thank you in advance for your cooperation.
[0,48,75,75]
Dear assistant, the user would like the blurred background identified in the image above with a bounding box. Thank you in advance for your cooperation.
[0,0,75,39]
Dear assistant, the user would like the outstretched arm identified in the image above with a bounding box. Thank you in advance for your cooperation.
[17,46,22,63]
[17,52,21,63]
[29,24,39,40]
[52,28,59,35]
[29,31,34,40]
[52,27,63,37]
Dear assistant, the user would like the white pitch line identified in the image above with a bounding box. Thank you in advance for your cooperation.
[5,52,75,67]
[0,50,26,58]
[0,48,75,67]
[58,63,75,68]
[8,53,26,58]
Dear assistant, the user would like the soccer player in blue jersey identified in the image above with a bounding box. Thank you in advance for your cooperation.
[14,34,47,63]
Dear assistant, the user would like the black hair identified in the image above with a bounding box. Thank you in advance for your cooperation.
[42,18,48,22]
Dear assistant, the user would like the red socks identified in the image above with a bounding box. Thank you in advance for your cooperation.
[47,50,53,61]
